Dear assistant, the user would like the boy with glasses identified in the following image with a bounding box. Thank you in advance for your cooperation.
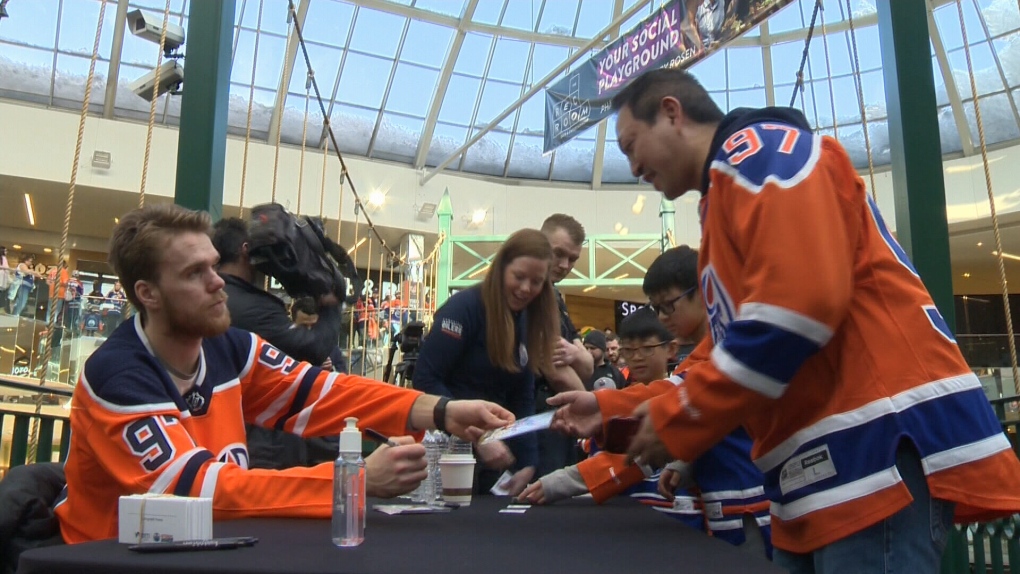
[524,250,771,557]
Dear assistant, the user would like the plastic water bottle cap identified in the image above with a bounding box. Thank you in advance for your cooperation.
[338,417,361,453]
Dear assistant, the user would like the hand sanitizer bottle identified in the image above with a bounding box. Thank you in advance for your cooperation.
[332,417,365,547]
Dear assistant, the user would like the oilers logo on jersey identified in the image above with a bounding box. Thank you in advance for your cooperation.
[701,263,735,345]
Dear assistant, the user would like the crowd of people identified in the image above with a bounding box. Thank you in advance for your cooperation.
[34,67,1020,574]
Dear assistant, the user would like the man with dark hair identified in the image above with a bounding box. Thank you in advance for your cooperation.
[213,217,346,469]
[550,68,1020,572]
[535,213,592,477]
[56,204,514,544]
[581,330,626,391]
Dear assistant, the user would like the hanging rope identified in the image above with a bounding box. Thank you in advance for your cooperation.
[295,70,312,216]
[271,4,298,203]
[28,0,107,464]
[286,0,399,262]
[955,0,1020,393]
[789,0,823,107]
[138,0,173,208]
[844,0,877,200]
[238,0,265,219]
[318,127,328,219]
[818,1,839,139]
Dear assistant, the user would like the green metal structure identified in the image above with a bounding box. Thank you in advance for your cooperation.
[173,0,235,220]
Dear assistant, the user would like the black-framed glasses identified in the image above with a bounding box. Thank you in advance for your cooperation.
[648,285,697,316]
[619,341,671,359]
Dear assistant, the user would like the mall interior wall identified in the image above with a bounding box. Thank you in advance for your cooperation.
[3,100,1020,248]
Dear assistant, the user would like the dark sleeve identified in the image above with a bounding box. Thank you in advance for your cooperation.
[555,290,579,341]
[411,294,475,398]
[503,371,538,470]
[247,302,341,366]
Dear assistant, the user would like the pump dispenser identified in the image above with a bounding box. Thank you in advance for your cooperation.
[332,417,365,547]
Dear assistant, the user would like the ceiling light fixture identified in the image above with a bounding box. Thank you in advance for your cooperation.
[12,244,21,250]
[43,248,52,253]
[583,285,597,292]
[962,272,971,278]
[471,209,487,226]
[368,190,385,208]
[24,193,35,226]
[977,242,983,247]
[614,272,629,280]
[992,250,1020,262]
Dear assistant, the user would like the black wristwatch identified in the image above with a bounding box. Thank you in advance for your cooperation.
[433,397,450,433]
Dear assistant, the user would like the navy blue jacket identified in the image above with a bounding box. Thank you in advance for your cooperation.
[413,287,537,470]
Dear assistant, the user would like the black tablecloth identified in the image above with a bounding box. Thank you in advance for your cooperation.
[19,496,784,574]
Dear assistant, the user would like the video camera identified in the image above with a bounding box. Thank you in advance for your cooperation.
[383,321,426,386]
[247,203,363,304]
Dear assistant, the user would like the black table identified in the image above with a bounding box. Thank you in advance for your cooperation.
[19,496,784,574]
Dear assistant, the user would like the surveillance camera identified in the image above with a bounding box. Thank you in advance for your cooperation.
[126,9,185,53]
[129,60,184,101]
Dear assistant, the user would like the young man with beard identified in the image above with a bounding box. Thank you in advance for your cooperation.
[55,204,515,543]
[533,214,592,477]
[550,68,1020,572]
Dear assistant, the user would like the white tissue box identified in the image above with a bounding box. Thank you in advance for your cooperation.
[118,494,213,544]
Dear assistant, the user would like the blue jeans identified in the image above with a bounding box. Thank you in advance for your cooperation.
[774,444,954,574]
[11,285,31,317]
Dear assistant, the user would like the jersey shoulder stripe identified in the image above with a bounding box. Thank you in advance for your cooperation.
[711,121,820,194]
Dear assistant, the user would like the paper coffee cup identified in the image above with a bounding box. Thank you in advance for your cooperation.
[439,454,476,506]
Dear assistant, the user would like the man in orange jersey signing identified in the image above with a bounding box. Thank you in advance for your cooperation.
[55,204,514,543]
[551,68,1020,573]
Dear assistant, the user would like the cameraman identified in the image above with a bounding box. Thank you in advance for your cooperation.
[213,218,342,469]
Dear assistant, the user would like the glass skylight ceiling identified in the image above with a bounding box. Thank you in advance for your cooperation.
[1,0,1019,186]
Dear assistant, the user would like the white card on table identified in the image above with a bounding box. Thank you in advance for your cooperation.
[479,411,555,444]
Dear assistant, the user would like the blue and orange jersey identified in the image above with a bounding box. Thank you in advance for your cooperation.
[56,316,423,543]
[634,107,1020,553]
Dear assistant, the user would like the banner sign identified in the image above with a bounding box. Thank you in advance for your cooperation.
[543,0,796,153]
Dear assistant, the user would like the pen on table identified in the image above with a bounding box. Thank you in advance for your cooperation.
[365,428,400,448]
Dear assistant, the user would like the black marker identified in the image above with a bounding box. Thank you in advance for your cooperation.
[128,536,259,553]
[365,427,399,448]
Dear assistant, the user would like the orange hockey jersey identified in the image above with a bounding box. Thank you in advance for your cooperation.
[56,316,423,543]
[639,107,1020,553]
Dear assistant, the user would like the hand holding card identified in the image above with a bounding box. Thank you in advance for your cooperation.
[478,411,555,444]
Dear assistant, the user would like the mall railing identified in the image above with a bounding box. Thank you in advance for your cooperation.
[0,375,72,478]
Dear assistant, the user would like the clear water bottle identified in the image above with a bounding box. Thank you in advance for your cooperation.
[332,417,365,547]
[447,435,473,456]
[424,431,448,506]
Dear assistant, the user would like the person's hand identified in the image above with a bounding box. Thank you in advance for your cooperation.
[475,439,515,470]
[658,469,682,501]
[364,436,427,498]
[625,401,672,469]
[504,466,535,497]
[552,338,581,368]
[548,391,602,438]
[320,357,333,371]
[518,480,546,505]
[445,400,515,442]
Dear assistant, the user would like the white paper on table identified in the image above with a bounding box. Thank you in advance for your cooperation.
[478,411,555,444]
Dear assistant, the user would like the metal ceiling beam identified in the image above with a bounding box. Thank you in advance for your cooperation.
[761,21,775,107]
[927,0,974,156]
[267,0,309,145]
[421,0,652,185]
[591,0,625,190]
[103,0,130,119]
[413,0,480,169]
[347,0,597,49]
